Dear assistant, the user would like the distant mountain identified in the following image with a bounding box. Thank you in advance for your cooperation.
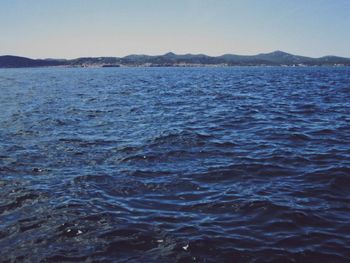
[0,55,64,68]
[1,51,350,68]
[254,51,314,64]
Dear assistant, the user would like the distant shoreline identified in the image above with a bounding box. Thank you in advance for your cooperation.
[1,64,349,69]
[1,51,350,68]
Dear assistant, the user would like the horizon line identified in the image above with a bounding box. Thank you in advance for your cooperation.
[1,50,350,60]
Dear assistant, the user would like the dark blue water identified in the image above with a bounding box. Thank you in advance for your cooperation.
[1,67,350,262]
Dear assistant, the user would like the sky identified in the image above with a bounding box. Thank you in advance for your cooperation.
[1,0,350,59]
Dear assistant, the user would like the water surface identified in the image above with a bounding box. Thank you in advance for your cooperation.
[1,67,350,262]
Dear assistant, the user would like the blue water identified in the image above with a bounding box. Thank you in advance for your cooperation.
[0,67,350,262]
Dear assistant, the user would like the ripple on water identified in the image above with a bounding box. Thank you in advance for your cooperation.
[0,67,350,262]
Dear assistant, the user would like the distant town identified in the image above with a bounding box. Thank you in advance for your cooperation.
[1,51,350,68]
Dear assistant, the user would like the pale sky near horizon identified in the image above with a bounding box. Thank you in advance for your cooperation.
[1,0,349,59]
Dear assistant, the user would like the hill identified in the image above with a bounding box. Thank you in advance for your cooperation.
[1,51,350,68]
[0,55,65,68]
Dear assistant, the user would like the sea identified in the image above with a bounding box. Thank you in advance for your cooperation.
[0,67,349,262]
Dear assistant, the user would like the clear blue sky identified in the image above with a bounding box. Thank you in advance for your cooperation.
[1,0,349,58]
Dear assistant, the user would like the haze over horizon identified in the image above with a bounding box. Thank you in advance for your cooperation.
[1,0,350,59]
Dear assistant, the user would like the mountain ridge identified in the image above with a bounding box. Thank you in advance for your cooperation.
[1,51,350,68]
